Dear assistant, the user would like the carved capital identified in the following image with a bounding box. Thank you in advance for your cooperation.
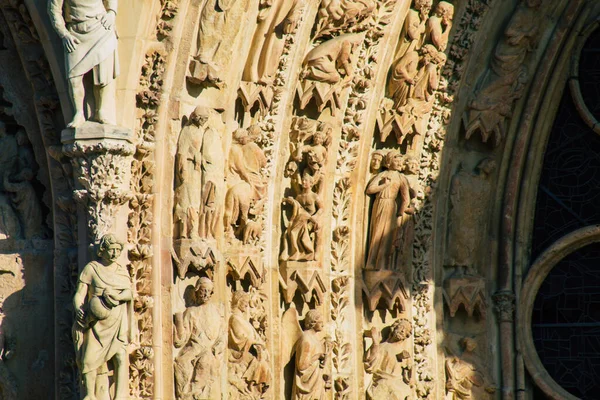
[61,122,135,243]
[492,290,516,323]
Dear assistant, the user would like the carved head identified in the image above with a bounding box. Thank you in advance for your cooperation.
[231,291,250,312]
[383,150,403,171]
[414,0,432,16]
[404,156,419,175]
[246,124,262,142]
[189,106,211,126]
[233,128,248,144]
[97,234,124,263]
[436,1,454,22]
[301,172,315,191]
[195,277,214,304]
[304,310,324,332]
[460,337,477,353]
[390,318,412,342]
[476,158,496,177]
[370,151,384,172]
[15,129,29,146]
[293,116,318,138]
[307,149,325,171]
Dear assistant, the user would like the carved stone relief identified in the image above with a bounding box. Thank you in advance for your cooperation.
[463,0,542,146]
[48,0,120,127]
[173,277,225,399]
[364,318,413,400]
[187,0,250,87]
[0,0,562,397]
[72,234,133,400]
[444,337,496,399]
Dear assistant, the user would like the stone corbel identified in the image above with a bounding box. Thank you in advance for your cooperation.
[61,122,135,247]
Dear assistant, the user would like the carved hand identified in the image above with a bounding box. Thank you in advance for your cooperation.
[62,33,81,53]
[101,10,116,30]
[76,308,86,324]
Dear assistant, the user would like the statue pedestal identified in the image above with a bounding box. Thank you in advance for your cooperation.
[279,260,326,305]
[61,121,134,266]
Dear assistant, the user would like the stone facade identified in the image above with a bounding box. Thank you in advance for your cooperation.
[0,0,597,398]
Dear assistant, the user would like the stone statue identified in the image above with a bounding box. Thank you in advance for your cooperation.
[187,0,246,86]
[395,0,432,61]
[280,174,324,262]
[446,158,496,274]
[445,338,496,399]
[72,234,133,400]
[174,107,224,240]
[300,33,363,84]
[3,171,44,240]
[464,0,541,145]
[364,318,413,400]
[173,277,224,399]
[242,0,302,84]
[425,1,454,52]
[288,120,332,198]
[292,310,332,400]
[224,125,267,244]
[396,44,446,140]
[48,0,119,127]
[228,291,271,399]
[387,47,420,112]
[0,301,17,400]
[365,150,412,271]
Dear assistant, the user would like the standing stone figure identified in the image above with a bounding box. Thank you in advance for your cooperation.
[292,310,332,400]
[188,0,246,85]
[365,150,411,271]
[280,174,324,262]
[364,318,413,400]
[446,158,496,273]
[242,0,302,84]
[173,277,224,399]
[73,234,133,400]
[48,0,119,127]
[174,107,224,240]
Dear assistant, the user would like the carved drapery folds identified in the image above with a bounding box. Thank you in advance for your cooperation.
[61,123,134,244]
[463,0,541,146]
[377,0,452,150]
[444,337,496,399]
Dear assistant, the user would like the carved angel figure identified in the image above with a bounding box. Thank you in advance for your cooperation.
[365,150,411,271]
[364,318,413,400]
[174,277,225,399]
[72,234,133,400]
[280,174,324,262]
[228,291,271,399]
[291,310,332,400]
[48,0,119,127]
[445,338,497,399]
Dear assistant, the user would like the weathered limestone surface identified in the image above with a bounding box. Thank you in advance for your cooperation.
[0,0,596,398]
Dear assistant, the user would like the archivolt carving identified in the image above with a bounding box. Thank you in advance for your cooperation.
[463,0,542,146]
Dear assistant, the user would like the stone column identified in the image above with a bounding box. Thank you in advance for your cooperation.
[493,290,516,400]
[61,121,135,265]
